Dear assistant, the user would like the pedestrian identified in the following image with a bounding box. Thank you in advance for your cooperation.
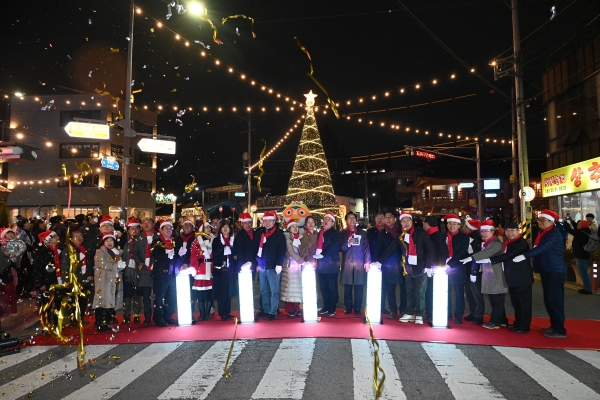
[137,217,157,325]
[443,214,470,324]
[281,220,304,317]
[150,221,178,327]
[189,230,213,321]
[34,231,61,290]
[585,213,598,234]
[314,211,341,317]
[564,217,593,295]
[174,220,197,323]
[398,212,430,325]
[512,210,567,338]
[376,211,406,320]
[256,211,286,320]
[422,216,448,320]
[340,212,370,316]
[462,220,508,329]
[211,220,236,321]
[92,232,124,331]
[367,212,387,315]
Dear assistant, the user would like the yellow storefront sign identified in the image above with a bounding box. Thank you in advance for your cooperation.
[541,157,600,197]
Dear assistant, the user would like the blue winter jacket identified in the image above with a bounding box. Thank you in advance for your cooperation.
[523,226,566,274]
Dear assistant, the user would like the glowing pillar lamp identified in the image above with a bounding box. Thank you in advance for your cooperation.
[238,262,255,324]
[301,262,318,322]
[431,266,449,328]
[175,272,193,326]
[366,262,382,324]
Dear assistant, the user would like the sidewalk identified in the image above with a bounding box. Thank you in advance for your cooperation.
[0,298,40,337]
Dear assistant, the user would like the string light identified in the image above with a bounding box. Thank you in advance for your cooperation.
[250,115,305,170]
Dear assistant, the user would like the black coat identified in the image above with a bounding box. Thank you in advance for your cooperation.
[564,221,591,260]
[233,229,261,272]
[425,230,449,268]
[60,245,93,289]
[446,231,470,285]
[401,227,431,277]
[33,245,58,288]
[467,230,482,255]
[256,228,286,270]
[316,228,341,274]
[376,224,404,284]
[489,237,533,287]
[174,234,195,269]
[150,237,176,281]
[366,226,382,262]
[211,235,238,297]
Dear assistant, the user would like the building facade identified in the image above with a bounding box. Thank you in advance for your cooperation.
[4,94,158,221]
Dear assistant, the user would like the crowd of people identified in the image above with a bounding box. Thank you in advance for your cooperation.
[0,207,584,339]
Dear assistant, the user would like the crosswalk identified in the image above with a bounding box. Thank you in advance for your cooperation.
[0,339,599,399]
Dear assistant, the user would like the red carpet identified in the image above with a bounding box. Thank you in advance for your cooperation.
[29,310,600,350]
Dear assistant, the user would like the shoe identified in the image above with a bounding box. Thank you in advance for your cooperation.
[381,309,390,315]
[388,312,397,320]
[295,310,303,317]
[513,329,530,334]
[455,318,463,325]
[98,323,110,332]
[472,319,483,325]
[541,326,553,333]
[506,324,514,329]
[344,308,352,315]
[133,317,141,324]
[226,314,235,319]
[578,289,593,295]
[154,319,168,327]
[328,310,336,317]
[17,299,23,304]
[464,314,475,321]
[221,315,229,321]
[122,318,130,325]
[415,316,424,325]
[267,314,276,321]
[354,309,361,316]
[256,311,267,318]
[399,314,416,323]
[165,317,178,325]
[166,13,172,20]
[287,312,296,317]
[544,331,567,338]
[483,322,499,329]
[318,309,329,315]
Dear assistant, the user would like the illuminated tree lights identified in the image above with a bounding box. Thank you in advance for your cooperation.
[285,91,340,224]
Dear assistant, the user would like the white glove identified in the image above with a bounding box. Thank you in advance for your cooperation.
[117,260,127,270]
[275,265,282,274]
[470,275,476,283]
[145,257,150,267]
[128,259,136,269]
[370,261,382,270]
[79,252,86,261]
[46,264,55,272]
[476,258,491,264]
[240,262,252,271]
[313,254,323,259]
[302,261,313,269]
[166,249,174,259]
[459,257,472,264]
[57,277,63,285]
[425,268,433,278]
[513,255,526,262]
[187,266,197,276]
[81,266,86,275]
[443,265,451,274]
[178,246,187,257]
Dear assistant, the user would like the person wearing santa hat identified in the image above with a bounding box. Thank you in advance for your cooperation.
[367,212,388,314]
[461,218,484,324]
[461,220,508,329]
[256,210,286,320]
[92,232,125,331]
[33,230,61,290]
[138,217,159,325]
[150,221,179,327]
[340,212,370,316]
[422,216,448,320]
[212,220,236,321]
[512,210,567,338]
[280,220,304,316]
[234,213,260,277]
[121,217,145,324]
[443,214,470,324]
[174,220,198,322]
[189,225,214,321]
[314,211,341,317]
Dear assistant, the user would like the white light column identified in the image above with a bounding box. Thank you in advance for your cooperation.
[175,273,193,326]
[365,263,382,324]
[431,266,449,328]
[301,263,318,322]
[238,262,255,324]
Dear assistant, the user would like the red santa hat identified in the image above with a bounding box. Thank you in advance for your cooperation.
[100,232,116,242]
[182,219,195,228]
[0,228,15,240]
[286,220,298,230]
[239,212,252,223]
[126,217,141,228]
[399,212,412,220]
[480,220,495,230]
[464,218,480,231]
[538,209,559,222]
[262,210,277,220]
[160,221,173,229]
[99,215,113,227]
[323,211,336,222]
[443,214,461,224]
[38,230,56,245]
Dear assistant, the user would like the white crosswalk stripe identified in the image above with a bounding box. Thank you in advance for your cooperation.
[63,342,182,400]
[0,345,116,399]
[494,346,600,400]
[251,338,316,399]
[422,343,505,399]
[351,339,405,400]
[2,340,600,399]
[0,345,56,373]
[159,340,248,400]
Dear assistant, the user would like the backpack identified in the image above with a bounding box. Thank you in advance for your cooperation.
[583,232,600,253]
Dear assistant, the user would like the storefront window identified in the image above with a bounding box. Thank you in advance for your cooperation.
[559,192,600,221]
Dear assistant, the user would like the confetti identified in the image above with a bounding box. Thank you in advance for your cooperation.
[67,55,73,60]
[110,48,119,53]
[174,66,179,69]
[175,118,183,127]
[176,109,186,118]
[550,6,557,21]
[41,100,55,111]
[88,18,92,24]
[143,65,147,68]
[184,77,189,80]
[89,374,96,380]
[88,71,93,77]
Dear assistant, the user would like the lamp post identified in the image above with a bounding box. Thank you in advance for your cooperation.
[120,0,135,221]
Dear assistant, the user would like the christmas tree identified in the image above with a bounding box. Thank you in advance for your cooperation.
[285,91,340,225]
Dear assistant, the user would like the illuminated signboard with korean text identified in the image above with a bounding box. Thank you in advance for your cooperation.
[415,150,436,160]
[541,157,600,197]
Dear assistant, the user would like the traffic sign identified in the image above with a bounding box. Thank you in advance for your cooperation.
[520,186,535,201]
[137,138,176,154]
[101,158,119,171]
[64,122,110,139]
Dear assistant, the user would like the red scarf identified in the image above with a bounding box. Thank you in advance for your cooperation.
[181,232,195,242]
[316,226,331,253]
[257,226,277,257]
[503,234,521,253]
[245,228,254,241]
[48,244,61,279]
[159,235,174,250]
[305,227,315,235]
[347,225,357,239]
[482,235,495,249]
[426,226,439,235]
[534,226,552,247]
[376,225,384,232]
[402,226,417,265]
[144,230,156,259]
[384,223,400,239]
[446,230,459,258]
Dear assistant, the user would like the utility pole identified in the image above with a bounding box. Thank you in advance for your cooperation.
[364,162,369,223]
[247,119,252,214]
[120,0,135,220]
[476,142,484,220]
[511,87,520,219]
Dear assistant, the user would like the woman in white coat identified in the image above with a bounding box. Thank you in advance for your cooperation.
[281,220,304,317]
[93,233,125,332]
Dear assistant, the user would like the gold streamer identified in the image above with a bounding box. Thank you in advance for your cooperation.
[184,175,196,193]
[94,88,123,120]
[74,162,92,185]
[194,7,223,45]
[399,228,409,276]
[221,15,256,38]
[253,138,266,192]
[223,317,239,378]
[365,311,386,398]
[294,37,340,119]
[195,232,212,240]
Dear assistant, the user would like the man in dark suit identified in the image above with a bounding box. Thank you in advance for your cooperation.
[422,216,449,320]
[314,211,341,317]
[367,212,387,314]
[150,221,178,327]
[444,214,470,324]
[376,211,406,319]
[462,219,483,323]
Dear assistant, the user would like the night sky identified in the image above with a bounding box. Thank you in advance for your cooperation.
[2,0,599,202]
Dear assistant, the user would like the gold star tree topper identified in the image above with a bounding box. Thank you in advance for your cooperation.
[304,90,317,107]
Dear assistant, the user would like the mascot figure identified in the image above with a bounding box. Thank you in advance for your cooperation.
[283,201,311,229]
